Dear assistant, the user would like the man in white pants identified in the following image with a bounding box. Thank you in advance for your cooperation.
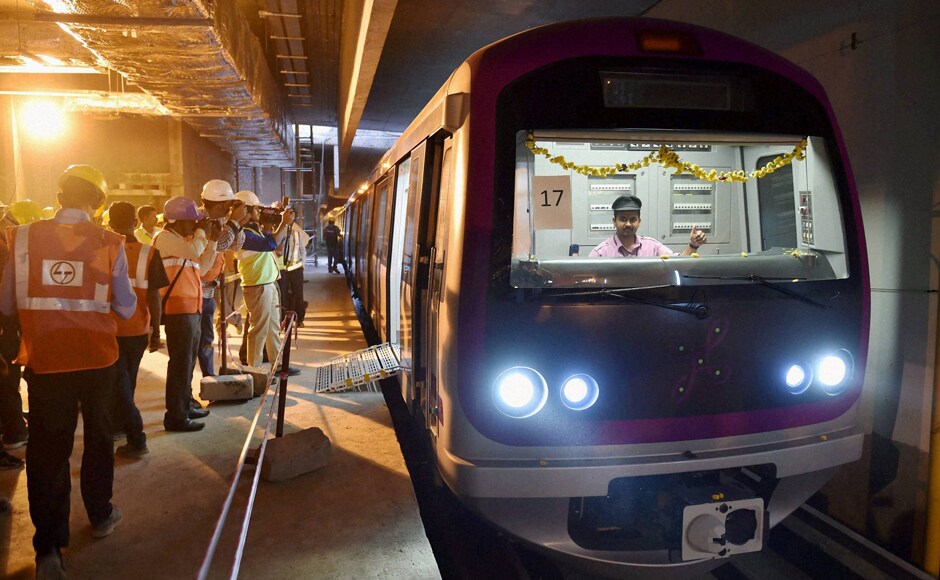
[233,191,299,373]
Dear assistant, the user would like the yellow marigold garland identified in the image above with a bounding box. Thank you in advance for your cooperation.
[525,134,807,183]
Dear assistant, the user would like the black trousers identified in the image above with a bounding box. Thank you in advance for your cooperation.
[163,313,200,426]
[114,335,148,446]
[326,242,338,270]
[25,364,117,554]
[0,324,26,440]
[278,267,306,322]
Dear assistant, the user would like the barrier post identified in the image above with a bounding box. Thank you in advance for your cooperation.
[276,311,295,438]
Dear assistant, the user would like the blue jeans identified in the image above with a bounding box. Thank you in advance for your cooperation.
[197,296,216,377]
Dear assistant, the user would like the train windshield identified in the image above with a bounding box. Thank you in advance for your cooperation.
[511,131,848,289]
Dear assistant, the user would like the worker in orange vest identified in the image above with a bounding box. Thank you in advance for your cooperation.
[107,202,170,457]
[152,197,219,432]
[0,165,136,578]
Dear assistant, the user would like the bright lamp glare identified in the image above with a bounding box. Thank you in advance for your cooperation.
[817,356,847,387]
[19,100,66,140]
[498,373,535,408]
[563,378,588,403]
[786,365,805,388]
[493,367,548,418]
[561,374,599,410]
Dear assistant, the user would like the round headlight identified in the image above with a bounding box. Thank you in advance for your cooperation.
[493,367,548,418]
[785,364,810,395]
[816,350,853,395]
[561,374,599,410]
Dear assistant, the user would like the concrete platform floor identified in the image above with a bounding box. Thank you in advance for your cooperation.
[0,263,440,579]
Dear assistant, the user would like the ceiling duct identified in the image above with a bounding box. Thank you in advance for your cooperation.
[29,0,295,167]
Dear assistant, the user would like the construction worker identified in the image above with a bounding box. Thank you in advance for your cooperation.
[0,206,27,467]
[134,204,161,246]
[278,214,310,326]
[9,199,43,225]
[234,190,298,372]
[197,179,247,376]
[152,197,219,432]
[107,202,169,457]
[0,164,136,578]
[324,217,341,273]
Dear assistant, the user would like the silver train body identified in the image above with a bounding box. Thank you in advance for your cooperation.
[342,18,869,575]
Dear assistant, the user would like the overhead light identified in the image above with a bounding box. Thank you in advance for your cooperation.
[18,99,67,141]
[270,35,305,41]
[259,11,301,18]
[276,55,308,60]
[279,70,309,75]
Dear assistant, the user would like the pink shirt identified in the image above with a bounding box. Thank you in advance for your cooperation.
[588,235,676,257]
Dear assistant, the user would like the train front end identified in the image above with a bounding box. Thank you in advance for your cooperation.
[435,20,868,572]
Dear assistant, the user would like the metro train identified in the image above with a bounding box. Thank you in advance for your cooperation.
[339,18,868,576]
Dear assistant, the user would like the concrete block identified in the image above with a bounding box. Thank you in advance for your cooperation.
[261,427,332,482]
[220,365,270,397]
[199,374,253,401]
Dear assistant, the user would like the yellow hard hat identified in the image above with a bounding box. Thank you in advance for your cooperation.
[56,164,108,195]
[41,206,55,219]
[10,200,43,224]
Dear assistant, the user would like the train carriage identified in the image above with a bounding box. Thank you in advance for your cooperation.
[341,17,868,575]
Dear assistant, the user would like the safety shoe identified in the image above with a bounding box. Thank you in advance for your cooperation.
[2,430,28,451]
[35,549,66,579]
[91,505,123,539]
[189,407,210,420]
[164,420,205,433]
[115,442,149,458]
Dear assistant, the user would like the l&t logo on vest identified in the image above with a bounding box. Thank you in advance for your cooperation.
[42,259,84,287]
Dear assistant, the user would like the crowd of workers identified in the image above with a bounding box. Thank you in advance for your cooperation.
[0,165,316,579]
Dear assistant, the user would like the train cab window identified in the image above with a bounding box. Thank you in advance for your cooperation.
[511,131,848,289]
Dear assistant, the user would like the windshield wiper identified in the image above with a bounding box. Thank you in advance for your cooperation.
[683,274,829,309]
[553,285,710,319]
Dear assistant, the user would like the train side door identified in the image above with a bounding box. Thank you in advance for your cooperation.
[358,187,374,311]
[424,137,454,435]
[396,142,429,413]
[388,156,413,348]
[370,176,392,338]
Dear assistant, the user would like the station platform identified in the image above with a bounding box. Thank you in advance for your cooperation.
[0,264,440,579]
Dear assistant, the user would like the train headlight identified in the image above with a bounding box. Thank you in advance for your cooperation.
[493,367,548,418]
[561,374,599,410]
[816,350,853,395]
[784,364,810,395]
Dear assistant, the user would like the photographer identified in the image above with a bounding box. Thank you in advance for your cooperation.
[152,197,220,432]
[233,191,299,373]
[196,180,248,377]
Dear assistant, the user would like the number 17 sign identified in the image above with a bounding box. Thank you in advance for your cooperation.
[531,175,573,230]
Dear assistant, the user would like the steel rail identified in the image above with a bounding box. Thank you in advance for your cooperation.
[196,312,297,580]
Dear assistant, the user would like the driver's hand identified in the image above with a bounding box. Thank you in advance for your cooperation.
[689,224,707,248]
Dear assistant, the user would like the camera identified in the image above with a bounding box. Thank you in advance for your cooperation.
[258,196,292,226]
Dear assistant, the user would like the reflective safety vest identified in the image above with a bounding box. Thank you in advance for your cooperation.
[11,219,121,373]
[154,231,202,315]
[116,241,155,337]
[237,225,280,287]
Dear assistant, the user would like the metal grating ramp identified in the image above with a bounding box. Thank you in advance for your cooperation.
[314,343,402,393]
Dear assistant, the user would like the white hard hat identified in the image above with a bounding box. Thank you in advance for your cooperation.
[235,190,261,206]
[201,179,235,202]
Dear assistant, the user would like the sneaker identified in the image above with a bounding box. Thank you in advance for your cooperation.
[2,430,28,451]
[35,549,66,580]
[91,505,123,539]
[115,442,149,458]
[286,366,301,376]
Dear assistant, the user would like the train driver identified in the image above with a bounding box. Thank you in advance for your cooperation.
[588,195,706,258]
